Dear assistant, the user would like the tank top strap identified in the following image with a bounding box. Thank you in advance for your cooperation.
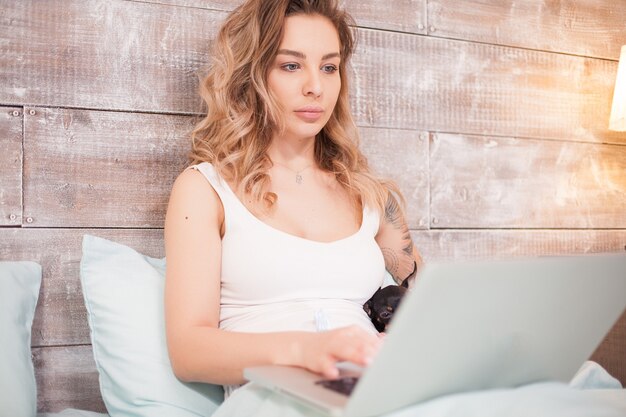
[185,162,241,212]
[186,161,382,239]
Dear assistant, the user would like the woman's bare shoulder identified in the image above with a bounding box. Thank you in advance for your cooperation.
[165,167,224,236]
[171,167,221,205]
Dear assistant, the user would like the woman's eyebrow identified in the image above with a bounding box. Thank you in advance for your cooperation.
[276,49,340,60]
[277,49,306,59]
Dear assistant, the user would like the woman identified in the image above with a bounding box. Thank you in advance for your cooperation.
[163,0,422,412]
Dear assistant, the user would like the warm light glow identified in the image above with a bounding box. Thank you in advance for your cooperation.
[609,45,626,131]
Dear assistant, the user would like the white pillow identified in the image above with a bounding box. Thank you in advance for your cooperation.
[0,261,42,417]
[79,234,223,417]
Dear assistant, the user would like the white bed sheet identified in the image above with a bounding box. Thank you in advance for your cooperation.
[210,381,626,417]
[212,361,626,417]
[37,386,626,417]
[36,362,626,417]
[389,382,626,417]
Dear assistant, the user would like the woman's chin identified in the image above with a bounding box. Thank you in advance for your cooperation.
[283,125,325,141]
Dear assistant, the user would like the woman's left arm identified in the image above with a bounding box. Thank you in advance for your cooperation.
[374,193,423,288]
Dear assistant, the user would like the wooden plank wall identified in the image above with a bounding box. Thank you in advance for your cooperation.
[1,0,625,412]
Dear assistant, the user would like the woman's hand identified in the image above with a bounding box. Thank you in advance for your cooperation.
[293,325,383,379]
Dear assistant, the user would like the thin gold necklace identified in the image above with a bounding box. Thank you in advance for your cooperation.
[272,161,314,185]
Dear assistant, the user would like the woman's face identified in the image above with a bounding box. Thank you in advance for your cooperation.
[267,14,342,142]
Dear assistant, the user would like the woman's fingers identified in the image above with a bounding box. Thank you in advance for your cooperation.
[298,325,383,378]
[320,357,340,379]
[327,326,382,367]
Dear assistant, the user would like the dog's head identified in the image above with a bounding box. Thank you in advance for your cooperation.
[364,261,417,332]
[363,284,408,333]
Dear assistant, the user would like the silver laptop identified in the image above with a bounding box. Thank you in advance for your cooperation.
[244,253,626,417]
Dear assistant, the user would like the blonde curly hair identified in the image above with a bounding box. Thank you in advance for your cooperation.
[189,0,399,214]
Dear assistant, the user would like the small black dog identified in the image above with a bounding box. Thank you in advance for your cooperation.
[363,261,417,333]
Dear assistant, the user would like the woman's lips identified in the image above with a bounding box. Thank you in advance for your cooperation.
[294,106,323,122]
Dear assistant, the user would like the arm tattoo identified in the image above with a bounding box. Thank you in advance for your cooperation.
[382,193,418,284]
[402,230,414,256]
[384,195,412,248]
[384,194,403,229]
[381,247,400,278]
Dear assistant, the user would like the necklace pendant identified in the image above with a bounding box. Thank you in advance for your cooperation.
[295,173,303,184]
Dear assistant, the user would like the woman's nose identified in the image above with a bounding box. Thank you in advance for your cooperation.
[303,69,322,98]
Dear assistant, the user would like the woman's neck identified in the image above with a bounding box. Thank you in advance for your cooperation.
[267,135,317,168]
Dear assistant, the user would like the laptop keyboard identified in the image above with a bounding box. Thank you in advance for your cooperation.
[315,376,360,396]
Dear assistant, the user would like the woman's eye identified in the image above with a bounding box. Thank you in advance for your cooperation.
[281,63,300,72]
[322,64,338,74]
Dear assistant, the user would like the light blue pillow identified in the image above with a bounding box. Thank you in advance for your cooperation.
[0,261,42,417]
[79,235,223,417]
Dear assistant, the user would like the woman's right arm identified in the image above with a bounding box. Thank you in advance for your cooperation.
[164,169,381,385]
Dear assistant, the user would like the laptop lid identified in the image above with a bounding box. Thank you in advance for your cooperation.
[246,254,626,417]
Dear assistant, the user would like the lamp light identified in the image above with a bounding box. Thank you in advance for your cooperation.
[609,45,626,131]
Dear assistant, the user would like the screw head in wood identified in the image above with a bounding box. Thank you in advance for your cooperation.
[29,109,36,115]
[26,217,33,223]
[12,110,19,117]
[9,214,16,220]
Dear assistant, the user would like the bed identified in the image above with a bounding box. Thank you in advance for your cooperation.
[2,235,625,417]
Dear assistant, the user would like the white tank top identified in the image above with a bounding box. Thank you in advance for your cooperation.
[188,162,386,394]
